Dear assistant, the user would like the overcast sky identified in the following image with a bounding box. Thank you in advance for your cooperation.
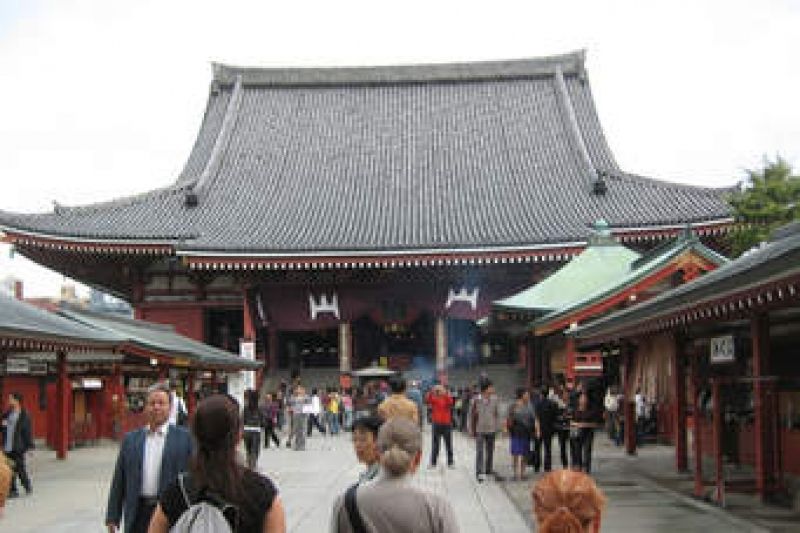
[1,0,799,297]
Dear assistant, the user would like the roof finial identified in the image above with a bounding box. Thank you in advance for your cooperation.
[588,219,615,245]
[184,192,199,208]
[593,169,608,195]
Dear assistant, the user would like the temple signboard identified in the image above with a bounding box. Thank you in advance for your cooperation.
[710,335,735,364]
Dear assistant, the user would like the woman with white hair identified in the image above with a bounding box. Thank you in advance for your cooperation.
[330,418,459,533]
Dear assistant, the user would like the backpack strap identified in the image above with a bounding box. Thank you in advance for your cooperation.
[177,472,193,510]
[344,483,368,533]
[178,473,240,532]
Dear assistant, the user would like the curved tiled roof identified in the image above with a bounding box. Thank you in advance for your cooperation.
[0,293,122,348]
[0,51,732,256]
[572,225,800,340]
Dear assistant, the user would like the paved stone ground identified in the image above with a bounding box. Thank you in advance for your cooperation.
[500,433,783,532]
[3,427,790,532]
[3,427,525,533]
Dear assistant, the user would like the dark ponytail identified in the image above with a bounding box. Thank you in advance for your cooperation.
[189,394,244,502]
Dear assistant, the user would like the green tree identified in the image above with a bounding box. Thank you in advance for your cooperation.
[726,157,800,256]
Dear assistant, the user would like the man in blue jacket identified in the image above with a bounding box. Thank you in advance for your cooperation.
[2,392,34,497]
[105,382,192,533]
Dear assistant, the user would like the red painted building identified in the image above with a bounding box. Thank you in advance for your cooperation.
[0,296,258,458]
[573,222,800,502]
[0,51,732,391]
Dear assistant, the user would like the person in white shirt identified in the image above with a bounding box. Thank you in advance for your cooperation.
[307,388,327,436]
[604,387,619,442]
[167,384,187,426]
[105,383,192,533]
[634,388,647,445]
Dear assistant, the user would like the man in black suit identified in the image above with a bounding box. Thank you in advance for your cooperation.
[105,382,192,533]
[1,392,34,497]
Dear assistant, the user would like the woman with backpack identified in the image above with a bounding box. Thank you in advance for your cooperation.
[148,393,286,532]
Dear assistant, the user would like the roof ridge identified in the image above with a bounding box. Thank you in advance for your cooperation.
[605,170,736,196]
[212,50,587,86]
[553,65,595,184]
[60,308,177,332]
[188,75,245,194]
[2,185,186,219]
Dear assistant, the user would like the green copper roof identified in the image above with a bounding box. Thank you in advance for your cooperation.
[494,224,640,313]
[533,231,728,331]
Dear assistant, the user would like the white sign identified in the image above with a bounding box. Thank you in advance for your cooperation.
[710,335,735,364]
[240,340,256,361]
[227,372,246,409]
[239,340,256,396]
[309,292,340,320]
[81,378,103,389]
[445,287,479,310]
[6,358,30,374]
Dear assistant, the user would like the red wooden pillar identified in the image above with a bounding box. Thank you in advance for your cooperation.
[55,351,70,460]
[158,365,168,381]
[751,314,775,499]
[243,289,256,341]
[690,354,704,497]
[112,364,125,440]
[712,379,724,505]
[672,339,688,471]
[186,371,196,416]
[241,288,259,387]
[622,343,637,455]
[518,337,529,386]
[565,337,576,384]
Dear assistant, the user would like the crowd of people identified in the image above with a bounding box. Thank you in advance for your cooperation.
[0,373,614,532]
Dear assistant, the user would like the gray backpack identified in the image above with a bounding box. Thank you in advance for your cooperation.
[170,473,238,533]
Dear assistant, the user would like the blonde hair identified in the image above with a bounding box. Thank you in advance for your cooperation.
[531,470,606,533]
[376,418,421,477]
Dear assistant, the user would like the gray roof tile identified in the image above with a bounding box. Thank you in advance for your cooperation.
[0,294,122,347]
[0,52,732,255]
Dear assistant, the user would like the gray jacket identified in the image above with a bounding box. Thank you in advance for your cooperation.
[470,395,500,434]
[331,471,459,533]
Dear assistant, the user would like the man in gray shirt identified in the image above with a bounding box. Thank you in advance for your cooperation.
[469,380,500,482]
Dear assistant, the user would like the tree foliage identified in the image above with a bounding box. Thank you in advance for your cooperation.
[726,157,800,257]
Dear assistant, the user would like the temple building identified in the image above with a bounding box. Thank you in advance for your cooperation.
[572,222,800,502]
[0,51,733,389]
[493,222,727,386]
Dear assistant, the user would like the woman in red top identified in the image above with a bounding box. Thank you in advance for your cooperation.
[425,385,455,468]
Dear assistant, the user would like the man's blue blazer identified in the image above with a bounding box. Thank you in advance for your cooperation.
[105,424,193,532]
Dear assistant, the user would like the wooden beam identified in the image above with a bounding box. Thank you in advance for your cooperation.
[622,342,637,455]
[751,313,776,499]
[712,379,724,505]
[690,354,704,497]
[55,351,70,460]
[673,336,688,472]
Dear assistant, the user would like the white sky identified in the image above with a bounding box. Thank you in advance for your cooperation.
[1,0,799,297]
